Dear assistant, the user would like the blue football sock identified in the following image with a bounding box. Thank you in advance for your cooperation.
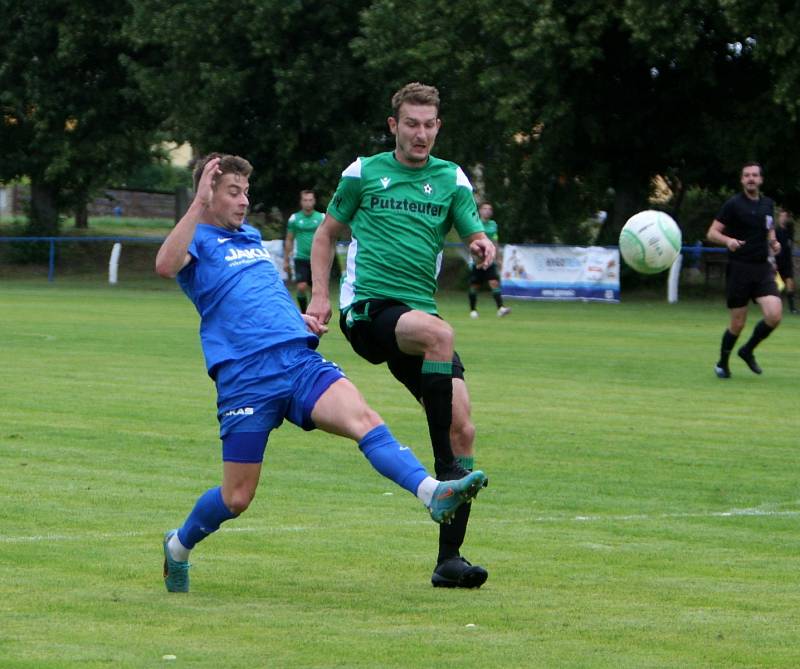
[177,486,237,550]
[358,424,428,495]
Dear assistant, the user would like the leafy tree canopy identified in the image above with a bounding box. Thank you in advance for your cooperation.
[0,1,162,234]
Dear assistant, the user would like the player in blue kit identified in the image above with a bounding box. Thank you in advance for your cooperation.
[154,153,487,593]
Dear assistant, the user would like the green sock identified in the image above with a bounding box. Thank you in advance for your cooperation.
[456,455,474,471]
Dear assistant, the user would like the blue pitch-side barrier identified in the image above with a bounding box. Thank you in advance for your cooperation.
[0,236,164,282]
[0,236,796,283]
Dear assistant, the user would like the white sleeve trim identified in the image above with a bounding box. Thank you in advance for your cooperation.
[342,158,362,178]
[455,166,473,190]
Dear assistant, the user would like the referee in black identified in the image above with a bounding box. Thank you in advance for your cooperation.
[707,162,782,378]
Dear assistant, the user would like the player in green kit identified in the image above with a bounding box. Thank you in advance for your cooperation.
[284,190,324,313]
[468,201,511,319]
[309,82,496,588]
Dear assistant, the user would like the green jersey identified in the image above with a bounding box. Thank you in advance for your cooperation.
[469,218,499,269]
[328,151,482,314]
[481,218,498,242]
[287,210,324,260]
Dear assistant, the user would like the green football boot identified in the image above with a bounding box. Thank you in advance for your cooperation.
[429,470,487,524]
[163,529,190,593]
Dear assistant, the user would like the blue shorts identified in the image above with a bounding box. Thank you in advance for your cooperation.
[215,343,345,443]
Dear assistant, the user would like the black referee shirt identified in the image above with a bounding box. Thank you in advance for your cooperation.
[716,193,775,263]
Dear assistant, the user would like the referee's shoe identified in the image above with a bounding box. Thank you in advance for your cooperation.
[738,347,763,374]
[714,363,731,379]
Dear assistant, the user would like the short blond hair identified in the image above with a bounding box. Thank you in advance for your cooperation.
[391,82,440,118]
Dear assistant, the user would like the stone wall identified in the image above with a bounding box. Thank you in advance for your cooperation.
[0,184,182,220]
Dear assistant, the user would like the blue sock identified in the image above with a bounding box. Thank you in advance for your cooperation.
[177,486,237,549]
[358,425,428,495]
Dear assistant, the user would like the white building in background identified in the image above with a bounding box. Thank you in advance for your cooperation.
[163,142,194,168]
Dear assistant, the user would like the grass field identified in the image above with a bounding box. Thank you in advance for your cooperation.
[1,281,798,668]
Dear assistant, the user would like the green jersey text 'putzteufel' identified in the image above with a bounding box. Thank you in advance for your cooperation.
[328,152,482,314]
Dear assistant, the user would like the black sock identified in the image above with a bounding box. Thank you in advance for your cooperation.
[438,455,473,563]
[468,289,477,311]
[741,319,774,354]
[421,360,455,475]
[438,501,471,563]
[788,292,796,311]
[297,292,308,313]
[718,329,738,367]
[492,288,503,308]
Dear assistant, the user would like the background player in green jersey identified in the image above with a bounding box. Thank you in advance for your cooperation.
[284,190,324,313]
[468,201,511,319]
[308,82,496,589]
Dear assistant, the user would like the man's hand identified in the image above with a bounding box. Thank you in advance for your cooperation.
[307,296,332,326]
[469,237,496,269]
[769,239,781,255]
[726,238,745,252]
[301,313,329,336]
[196,157,221,209]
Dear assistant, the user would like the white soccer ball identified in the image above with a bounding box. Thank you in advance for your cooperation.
[619,210,682,274]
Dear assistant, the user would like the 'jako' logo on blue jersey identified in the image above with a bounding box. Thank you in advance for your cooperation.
[224,247,271,264]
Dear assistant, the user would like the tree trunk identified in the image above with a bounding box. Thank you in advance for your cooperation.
[74,200,89,229]
[26,180,61,236]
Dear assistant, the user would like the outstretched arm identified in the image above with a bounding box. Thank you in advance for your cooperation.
[308,213,347,324]
[155,157,220,278]
[706,219,745,252]
[464,231,495,270]
[767,227,781,256]
[283,230,295,276]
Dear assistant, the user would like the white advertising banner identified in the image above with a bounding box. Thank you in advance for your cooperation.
[261,239,288,280]
[501,244,620,302]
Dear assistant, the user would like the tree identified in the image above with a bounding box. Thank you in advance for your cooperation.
[355,0,800,242]
[0,1,162,235]
[126,0,377,220]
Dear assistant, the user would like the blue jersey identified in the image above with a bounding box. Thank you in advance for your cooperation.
[177,222,316,376]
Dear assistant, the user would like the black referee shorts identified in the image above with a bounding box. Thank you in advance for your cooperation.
[339,298,465,401]
[725,260,780,308]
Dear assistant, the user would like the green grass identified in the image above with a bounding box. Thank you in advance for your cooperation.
[1,216,174,236]
[1,283,798,668]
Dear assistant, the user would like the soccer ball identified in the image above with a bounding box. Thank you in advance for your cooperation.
[619,210,682,274]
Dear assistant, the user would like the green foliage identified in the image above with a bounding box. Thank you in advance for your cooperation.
[3,1,800,242]
[125,0,377,216]
[677,185,733,245]
[0,0,162,235]
[356,0,800,243]
[118,162,192,192]
[2,286,800,666]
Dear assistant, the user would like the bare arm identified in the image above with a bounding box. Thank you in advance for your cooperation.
[155,157,220,278]
[768,227,781,256]
[464,231,495,269]
[706,219,745,252]
[283,231,294,273]
[307,213,347,324]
